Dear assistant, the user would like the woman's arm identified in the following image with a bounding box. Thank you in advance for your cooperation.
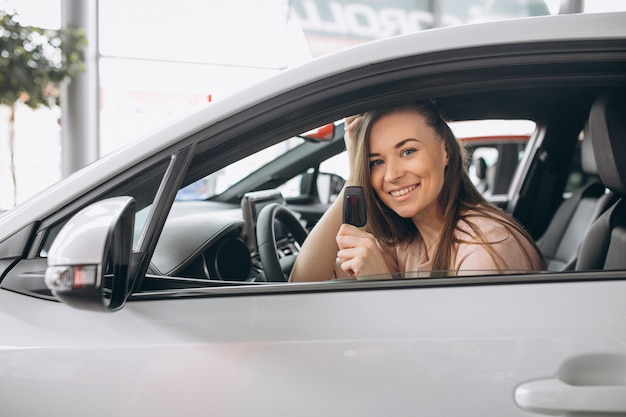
[289,187,346,282]
[289,115,363,282]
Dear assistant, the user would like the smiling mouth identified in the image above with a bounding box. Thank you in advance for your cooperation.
[389,184,418,197]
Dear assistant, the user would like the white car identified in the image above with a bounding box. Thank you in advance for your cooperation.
[1,12,626,417]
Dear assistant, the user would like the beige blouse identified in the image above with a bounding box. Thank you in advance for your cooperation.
[336,210,545,279]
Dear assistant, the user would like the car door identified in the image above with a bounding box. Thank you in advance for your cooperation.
[2,273,625,416]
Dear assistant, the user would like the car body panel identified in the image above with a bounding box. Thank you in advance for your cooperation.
[1,276,625,416]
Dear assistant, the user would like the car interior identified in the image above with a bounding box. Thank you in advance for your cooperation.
[536,121,619,271]
[575,90,626,271]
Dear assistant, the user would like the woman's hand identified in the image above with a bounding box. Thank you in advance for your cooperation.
[336,224,389,278]
[344,114,363,171]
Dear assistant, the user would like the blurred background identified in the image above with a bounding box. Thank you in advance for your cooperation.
[1,0,625,209]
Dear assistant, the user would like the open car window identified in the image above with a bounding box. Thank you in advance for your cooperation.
[139,117,542,290]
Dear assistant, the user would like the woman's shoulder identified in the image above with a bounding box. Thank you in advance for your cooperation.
[454,206,544,271]
[455,206,513,243]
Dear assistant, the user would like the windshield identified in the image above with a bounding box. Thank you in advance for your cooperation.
[176,137,305,201]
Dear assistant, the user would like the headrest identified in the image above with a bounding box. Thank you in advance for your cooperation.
[474,157,487,180]
[589,90,626,194]
[580,122,598,176]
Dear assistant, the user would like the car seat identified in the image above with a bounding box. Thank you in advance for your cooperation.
[536,120,618,271]
[576,90,626,271]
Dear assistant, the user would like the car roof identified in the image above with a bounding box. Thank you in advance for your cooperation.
[1,11,626,238]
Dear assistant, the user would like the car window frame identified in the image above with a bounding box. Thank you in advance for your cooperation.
[134,38,626,296]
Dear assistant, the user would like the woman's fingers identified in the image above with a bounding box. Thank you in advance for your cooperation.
[336,224,370,248]
[336,224,387,277]
[344,114,362,127]
[343,114,363,157]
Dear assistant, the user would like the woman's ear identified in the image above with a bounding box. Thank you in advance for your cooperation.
[443,144,450,167]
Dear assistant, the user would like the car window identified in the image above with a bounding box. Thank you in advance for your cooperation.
[142,117,541,287]
[176,137,305,201]
[279,151,349,203]
[455,120,535,195]
[39,159,171,257]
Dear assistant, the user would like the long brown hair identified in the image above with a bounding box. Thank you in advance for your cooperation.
[351,100,546,271]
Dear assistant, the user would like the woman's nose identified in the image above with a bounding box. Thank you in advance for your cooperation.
[384,160,403,183]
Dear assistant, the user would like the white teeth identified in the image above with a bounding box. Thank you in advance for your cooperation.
[390,184,417,197]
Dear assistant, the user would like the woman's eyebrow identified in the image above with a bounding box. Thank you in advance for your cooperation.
[369,138,420,157]
[394,138,420,148]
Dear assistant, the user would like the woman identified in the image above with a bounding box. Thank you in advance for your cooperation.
[290,101,545,282]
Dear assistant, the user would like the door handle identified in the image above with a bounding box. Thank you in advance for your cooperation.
[515,378,626,414]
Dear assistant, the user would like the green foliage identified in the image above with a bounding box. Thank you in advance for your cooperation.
[0,10,87,207]
[0,10,87,109]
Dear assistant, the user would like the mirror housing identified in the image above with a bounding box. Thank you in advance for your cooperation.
[45,196,135,312]
[317,172,346,204]
[299,123,335,142]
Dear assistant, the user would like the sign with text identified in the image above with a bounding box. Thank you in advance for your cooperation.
[290,0,550,56]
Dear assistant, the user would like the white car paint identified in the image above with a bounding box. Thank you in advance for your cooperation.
[1,277,625,416]
[46,197,132,266]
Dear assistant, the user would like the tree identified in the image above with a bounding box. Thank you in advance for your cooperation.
[0,10,86,206]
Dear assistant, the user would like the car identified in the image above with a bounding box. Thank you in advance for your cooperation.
[1,11,626,417]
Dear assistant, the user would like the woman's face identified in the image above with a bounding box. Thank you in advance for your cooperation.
[368,109,449,224]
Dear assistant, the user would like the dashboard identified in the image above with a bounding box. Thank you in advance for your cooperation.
[149,191,303,282]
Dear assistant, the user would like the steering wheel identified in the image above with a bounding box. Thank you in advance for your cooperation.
[256,203,308,282]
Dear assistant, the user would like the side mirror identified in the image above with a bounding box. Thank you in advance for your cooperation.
[299,123,335,142]
[317,172,345,204]
[45,196,135,312]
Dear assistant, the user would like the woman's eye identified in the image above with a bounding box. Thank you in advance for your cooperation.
[401,148,416,157]
[369,159,383,168]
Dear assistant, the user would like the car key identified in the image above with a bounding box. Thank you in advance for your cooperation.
[343,186,367,227]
